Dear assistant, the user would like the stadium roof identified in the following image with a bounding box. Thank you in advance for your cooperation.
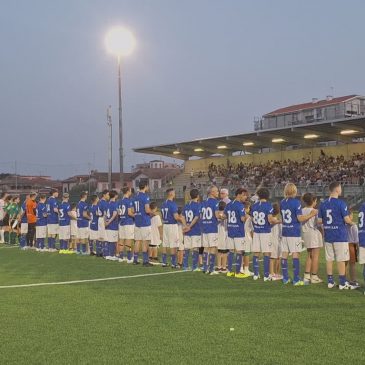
[133,116,365,160]
[263,94,359,117]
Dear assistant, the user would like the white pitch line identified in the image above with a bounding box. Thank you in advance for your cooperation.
[0,245,19,249]
[0,270,186,289]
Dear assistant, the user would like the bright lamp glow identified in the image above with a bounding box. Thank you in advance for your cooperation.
[105,27,136,57]
[217,145,227,149]
[340,129,358,135]
[194,148,204,152]
[173,150,180,155]
[272,138,285,143]
[304,134,319,139]
[243,142,254,146]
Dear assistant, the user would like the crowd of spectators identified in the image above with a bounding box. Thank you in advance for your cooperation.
[206,152,365,189]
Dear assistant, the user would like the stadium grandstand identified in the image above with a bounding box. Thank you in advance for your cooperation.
[134,94,365,205]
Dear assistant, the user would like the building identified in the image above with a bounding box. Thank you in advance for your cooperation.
[132,160,180,172]
[61,171,133,194]
[255,94,365,131]
[0,175,61,195]
[130,168,181,192]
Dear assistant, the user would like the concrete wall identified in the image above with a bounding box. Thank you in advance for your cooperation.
[184,142,365,172]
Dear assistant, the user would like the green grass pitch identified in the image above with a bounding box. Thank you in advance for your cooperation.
[0,246,364,365]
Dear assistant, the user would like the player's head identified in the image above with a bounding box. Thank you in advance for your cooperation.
[149,201,157,213]
[91,194,99,204]
[50,188,59,198]
[122,186,131,197]
[13,195,20,204]
[329,181,342,196]
[70,202,77,211]
[207,185,219,198]
[190,188,199,200]
[284,183,297,198]
[166,188,175,199]
[62,193,70,202]
[39,194,47,202]
[6,195,12,203]
[302,192,316,207]
[218,200,226,211]
[235,187,248,202]
[256,188,270,201]
[139,182,149,192]
[0,192,8,200]
[109,190,118,200]
[101,189,110,200]
[177,206,182,215]
[30,192,37,200]
[80,191,88,200]
[272,202,280,216]
[220,188,229,200]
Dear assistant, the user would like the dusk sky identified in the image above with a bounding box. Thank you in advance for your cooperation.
[1,0,364,179]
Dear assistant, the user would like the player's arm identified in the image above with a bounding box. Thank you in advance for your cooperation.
[158,220,163,241]
[128,207,135,218]
[268,214,281,225]
[145,204,152,215]
[53,202,59,214]
[344,215,354,225]
[83,209,91,220]
[298,208,317,223]
[105,210,118,226]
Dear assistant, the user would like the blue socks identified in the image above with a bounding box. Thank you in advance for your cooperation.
[209,254,216,273]
[142,251,149,264]
[339,275,346,286]
[235,254,242,274]
[253,255,259,276]
[162,253,167,265]
[203,252,208,272]
[133,252,139,263]
[192,251,199,270]
[171,254,177,267]
[127,251,132,261]
[327,274,334,284]
[183,249,190,269]
[293,258,300,282]
[109,242,116,257]
[19,235,26,248]
[96,241,102,255]
[227,251,234,272]
[281,259,288,281]
[89,241,94,253]
[264,256,270,278]
[48,237,55,249]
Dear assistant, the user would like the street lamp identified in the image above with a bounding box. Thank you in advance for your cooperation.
[105,26,136,188]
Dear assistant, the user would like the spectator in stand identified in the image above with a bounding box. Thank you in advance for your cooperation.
[26,192,37,247]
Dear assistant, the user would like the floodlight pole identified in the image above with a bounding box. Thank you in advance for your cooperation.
[117,56,124,188]
[107,106,112,190]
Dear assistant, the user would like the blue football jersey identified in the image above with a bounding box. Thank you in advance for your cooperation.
[251,201,273,234]
[200,198,219,234]
[280,198,302,237]
[77,201,89,228]
[358,203,365,247]
[318,197,349,243]
[46,196,59,224]
[118,198,134,226]
[58,202,71,226]
[89,204,99,231]
[106,201,119,231]
[97,199,108,217]
[224,200,245,238]
[183,201,201,236]
[161,200,178,224]
[133,192,151,228]
[21,201,27,224]
[36,202,47,226]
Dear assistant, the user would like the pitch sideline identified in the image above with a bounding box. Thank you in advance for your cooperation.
[0,270,187,289]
